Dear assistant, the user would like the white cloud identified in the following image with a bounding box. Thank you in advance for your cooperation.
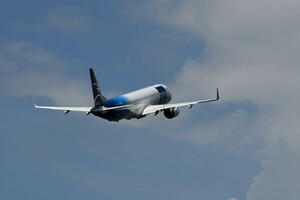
[46,14,91,31]
[0,41,92,106]
[38,5,95,32]
[2,1,300,198]
[130,0,300,199]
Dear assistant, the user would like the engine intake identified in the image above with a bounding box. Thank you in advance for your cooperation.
[163,108,180,119]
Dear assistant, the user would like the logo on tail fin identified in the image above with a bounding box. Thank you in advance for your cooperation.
[89,68,107,107]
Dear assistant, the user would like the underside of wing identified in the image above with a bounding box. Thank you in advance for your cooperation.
[34,105,92,112]
[142,88,220,115]
[33,100,92,114]
[33,101,133,114]
[101,104,133,111]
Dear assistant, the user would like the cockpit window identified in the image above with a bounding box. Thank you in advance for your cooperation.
[155,86,166,93]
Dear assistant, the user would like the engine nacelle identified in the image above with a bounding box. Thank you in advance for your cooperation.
[163,108,180,119]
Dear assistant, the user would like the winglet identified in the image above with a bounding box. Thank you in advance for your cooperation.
[216,88,220,100]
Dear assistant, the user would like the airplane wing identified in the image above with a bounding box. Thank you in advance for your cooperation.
[142,88,220,115]
[33,100,133,114]
[34,104,92,114]
[101,104,133,111]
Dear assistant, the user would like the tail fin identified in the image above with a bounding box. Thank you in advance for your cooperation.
[89,68,107,107]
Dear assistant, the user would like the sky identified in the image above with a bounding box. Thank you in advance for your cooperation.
[1,1,300,200]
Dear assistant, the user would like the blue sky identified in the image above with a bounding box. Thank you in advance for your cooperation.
[1,1,300,200]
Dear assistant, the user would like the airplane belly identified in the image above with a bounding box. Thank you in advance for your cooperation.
[98,109,133,121]
[97,105,145,121]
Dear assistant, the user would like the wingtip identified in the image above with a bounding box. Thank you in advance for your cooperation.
[216,88,220,100]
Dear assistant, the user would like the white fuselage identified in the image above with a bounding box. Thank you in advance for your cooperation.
[94,84,172,121]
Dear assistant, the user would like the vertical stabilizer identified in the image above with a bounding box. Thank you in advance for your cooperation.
[89,68,107,107]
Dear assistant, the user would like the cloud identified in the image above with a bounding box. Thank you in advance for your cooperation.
[38,5,95,32]
[129,0,300,199]
[2,1,300,198]
[46,14,91,31]
[0,41,92,105]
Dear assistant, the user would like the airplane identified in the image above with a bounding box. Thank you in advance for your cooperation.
[33,68,220,122]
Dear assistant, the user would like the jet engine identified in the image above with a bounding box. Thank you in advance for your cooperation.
[163,108,180,119]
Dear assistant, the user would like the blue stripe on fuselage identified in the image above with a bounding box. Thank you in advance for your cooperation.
[155,86,168,104]
[103,96,129,108]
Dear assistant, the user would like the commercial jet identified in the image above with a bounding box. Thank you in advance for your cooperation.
[34,68,220,122]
